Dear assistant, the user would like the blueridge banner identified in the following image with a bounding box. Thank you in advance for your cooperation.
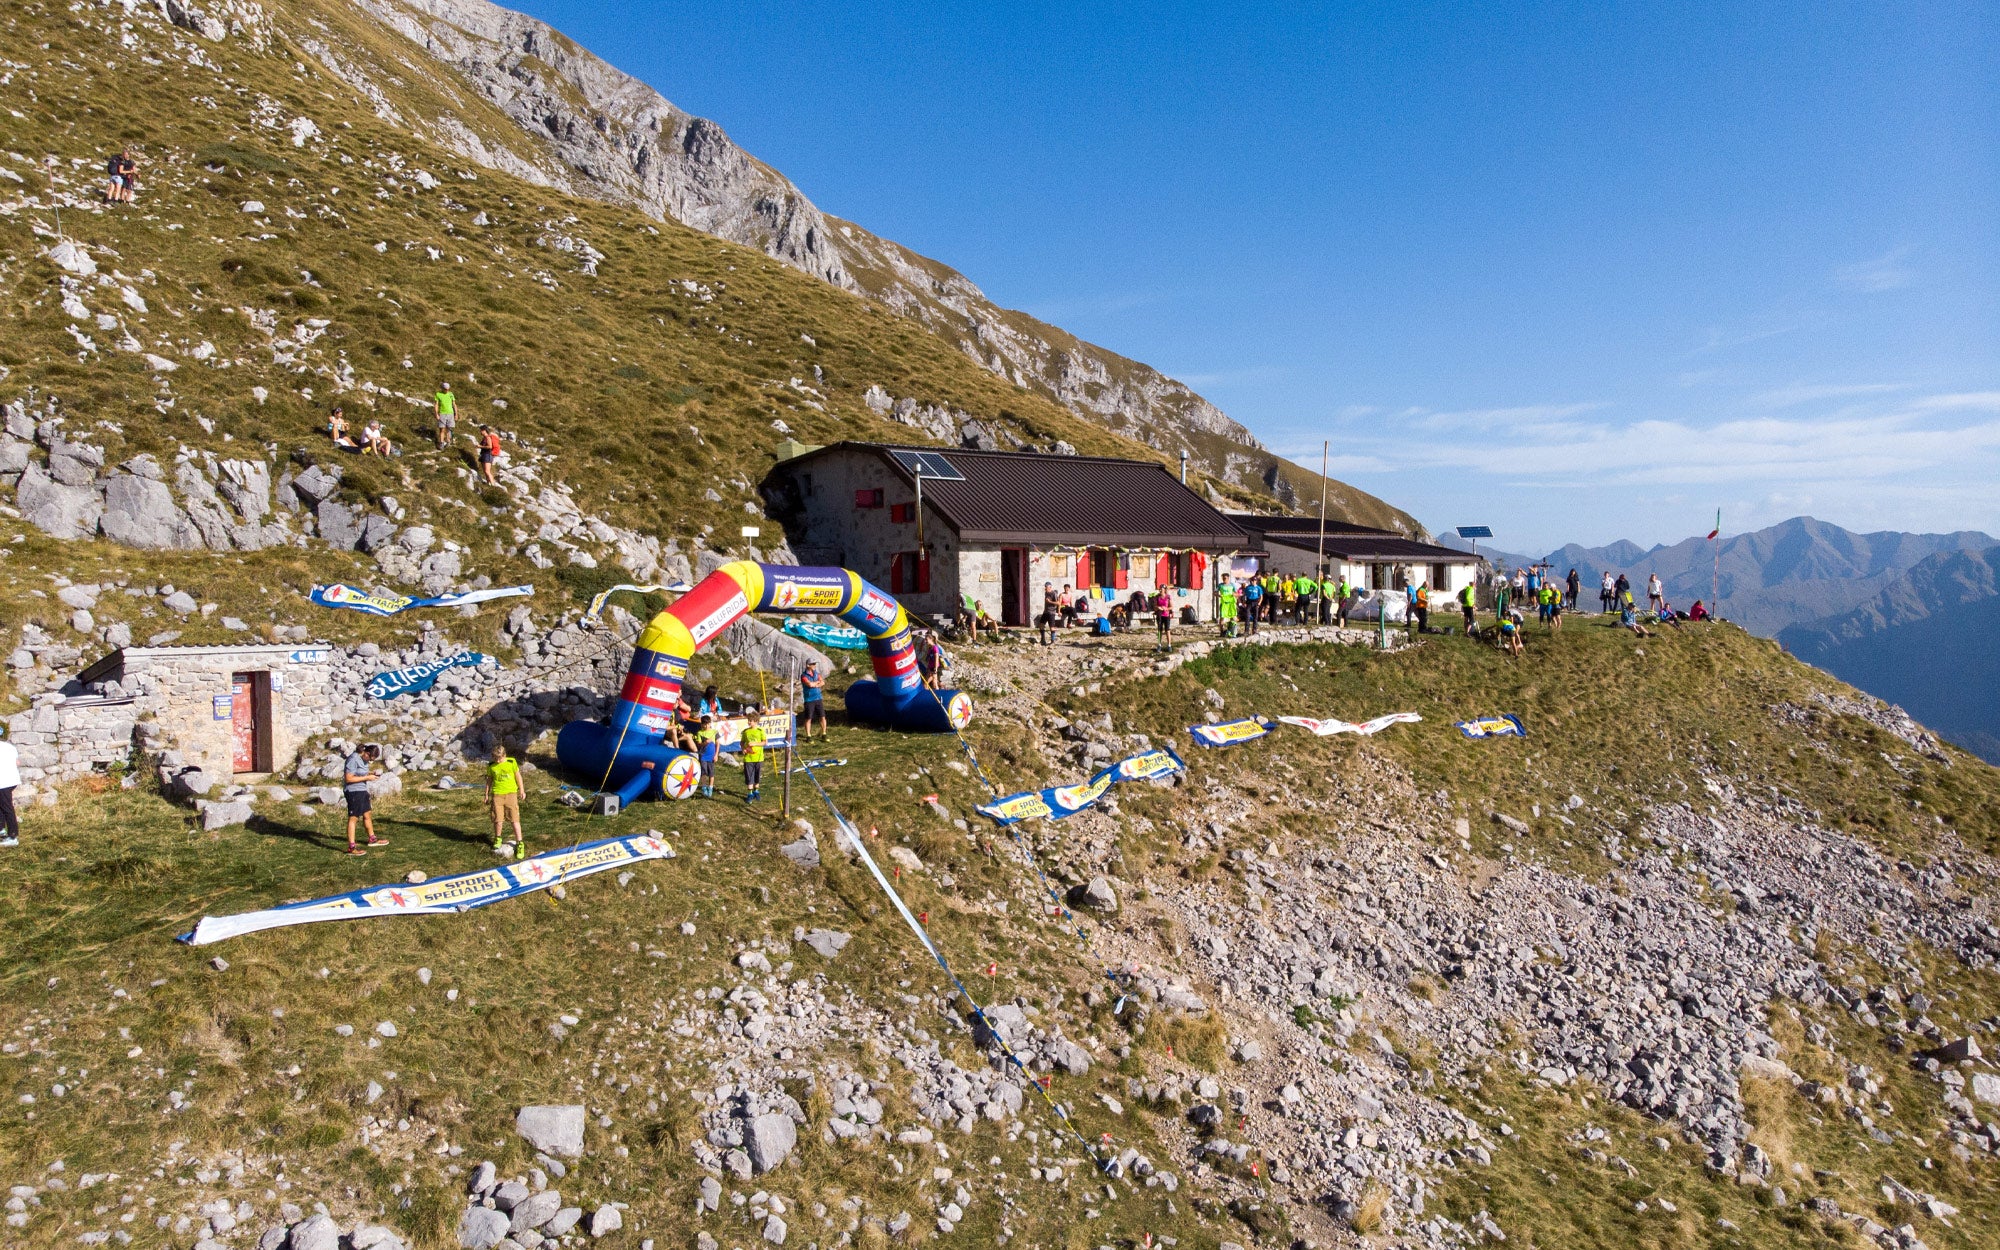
[1276,712,1423,737]
[310,583,534,617]
[1188,718,1272,748]
[783,617,869,650]
[178,833,676,946]
[367,651,492,699]
[1455,713,1527,739]
[976,747,1185,826]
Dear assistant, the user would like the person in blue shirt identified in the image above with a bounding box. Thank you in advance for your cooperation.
[799,661,826,740]
[1242,576,1264,636]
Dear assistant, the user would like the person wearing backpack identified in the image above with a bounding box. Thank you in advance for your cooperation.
[1458,581,1477,633]
[105,149,136,203]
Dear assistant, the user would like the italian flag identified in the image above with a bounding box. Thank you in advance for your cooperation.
[1706,509,1721,541]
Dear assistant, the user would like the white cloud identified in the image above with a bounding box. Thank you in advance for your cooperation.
[1751,381,1908,409]
[1832,245,1916,293]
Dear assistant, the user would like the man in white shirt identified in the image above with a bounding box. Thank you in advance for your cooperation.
[0,725,20,847]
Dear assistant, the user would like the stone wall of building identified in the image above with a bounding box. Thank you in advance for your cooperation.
[5,601,837,802]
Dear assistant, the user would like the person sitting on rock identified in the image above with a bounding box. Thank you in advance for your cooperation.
[361,420,394,456]
[328,405,361,451]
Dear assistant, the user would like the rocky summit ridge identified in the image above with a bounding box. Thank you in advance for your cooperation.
[320,0,1375,518]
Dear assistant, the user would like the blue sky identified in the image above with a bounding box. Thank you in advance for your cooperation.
[516,1,1999,551]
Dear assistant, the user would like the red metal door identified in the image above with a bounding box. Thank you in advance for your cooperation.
[231,673,257,773]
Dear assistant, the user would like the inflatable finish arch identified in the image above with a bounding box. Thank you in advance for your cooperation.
[557,562,972,806]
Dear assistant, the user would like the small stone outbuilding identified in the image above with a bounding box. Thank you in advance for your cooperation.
[74,642,339,780]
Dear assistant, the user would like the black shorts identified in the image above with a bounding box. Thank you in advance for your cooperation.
[479,450,496,464]
[345,790,372,816]
[802,699,825,723]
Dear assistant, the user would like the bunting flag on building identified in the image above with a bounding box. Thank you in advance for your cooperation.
[976,747,1186,826]
[309,583,534,617]
[1455,713,1527,739]
[1188,718,1272,748]
[782,617,870,650]
[367,650,493,699]
[178,833,675,945]
[1276,711,1423,737]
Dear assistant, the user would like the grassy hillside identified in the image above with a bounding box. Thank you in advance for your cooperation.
[4,611,1998,1248]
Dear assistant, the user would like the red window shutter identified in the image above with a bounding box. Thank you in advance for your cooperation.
[889,502,913,523]
[1078,550,1093,588]
[889,553,905,593]
[1154,554,1170,586]
[1190,552,1206,590]
[1113,554,1129,590]
[916,554,931,593]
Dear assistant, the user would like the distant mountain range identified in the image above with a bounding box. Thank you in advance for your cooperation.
[1779,546,2000,764]
[1440,518,1999,762]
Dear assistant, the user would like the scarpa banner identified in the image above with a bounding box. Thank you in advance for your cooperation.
[1189,718,1272,748]
[178,833,675,946]
[976,747,1185,826]
[584,581,693,619]
[783,617,869,650]
[1456,713,1527,739]
[368,651,492,699]
[310,584,534,617]
[1276,712,1423,737]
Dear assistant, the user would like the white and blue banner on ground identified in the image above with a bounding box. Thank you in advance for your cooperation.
[1455,713,1527,739]
[975,747,1185,826]
[782,617,869,650]
[177,833,675,946]
[309,583,534,617]
[1276,711,1423,737]
[1188,717,1273,748]
[367,651,493,699]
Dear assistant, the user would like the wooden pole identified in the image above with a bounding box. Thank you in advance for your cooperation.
[782,654,795,817]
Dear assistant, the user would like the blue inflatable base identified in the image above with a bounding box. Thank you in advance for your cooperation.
[845,681,964,732]
[555,720,694,804]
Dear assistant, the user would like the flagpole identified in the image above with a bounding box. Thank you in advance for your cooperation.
[1712,509,1720,619]
[1316,440,1329,582]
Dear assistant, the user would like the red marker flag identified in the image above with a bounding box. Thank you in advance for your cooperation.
[1706,508,1720,541]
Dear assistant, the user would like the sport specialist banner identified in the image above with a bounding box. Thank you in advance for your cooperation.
[1455,713,1527,739]
[178,833,675,946]
[1188,717,1273,748]
[367,651,492,699]
[1276,711,1423,737]
[709,711,796,754]
[782,617,869,650]
[310,583,534,617]
[975,747,1185,826]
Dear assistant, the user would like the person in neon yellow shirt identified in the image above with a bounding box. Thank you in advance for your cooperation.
[434,382,457,448]
[739,707,768,803]
[486,744,526,858]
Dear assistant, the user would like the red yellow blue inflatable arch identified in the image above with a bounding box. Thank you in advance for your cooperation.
[556,562,971,805]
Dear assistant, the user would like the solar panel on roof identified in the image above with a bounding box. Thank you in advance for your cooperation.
[891,449,965,480]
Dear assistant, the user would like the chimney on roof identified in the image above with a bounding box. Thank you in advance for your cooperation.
[1179,448,1188,484]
